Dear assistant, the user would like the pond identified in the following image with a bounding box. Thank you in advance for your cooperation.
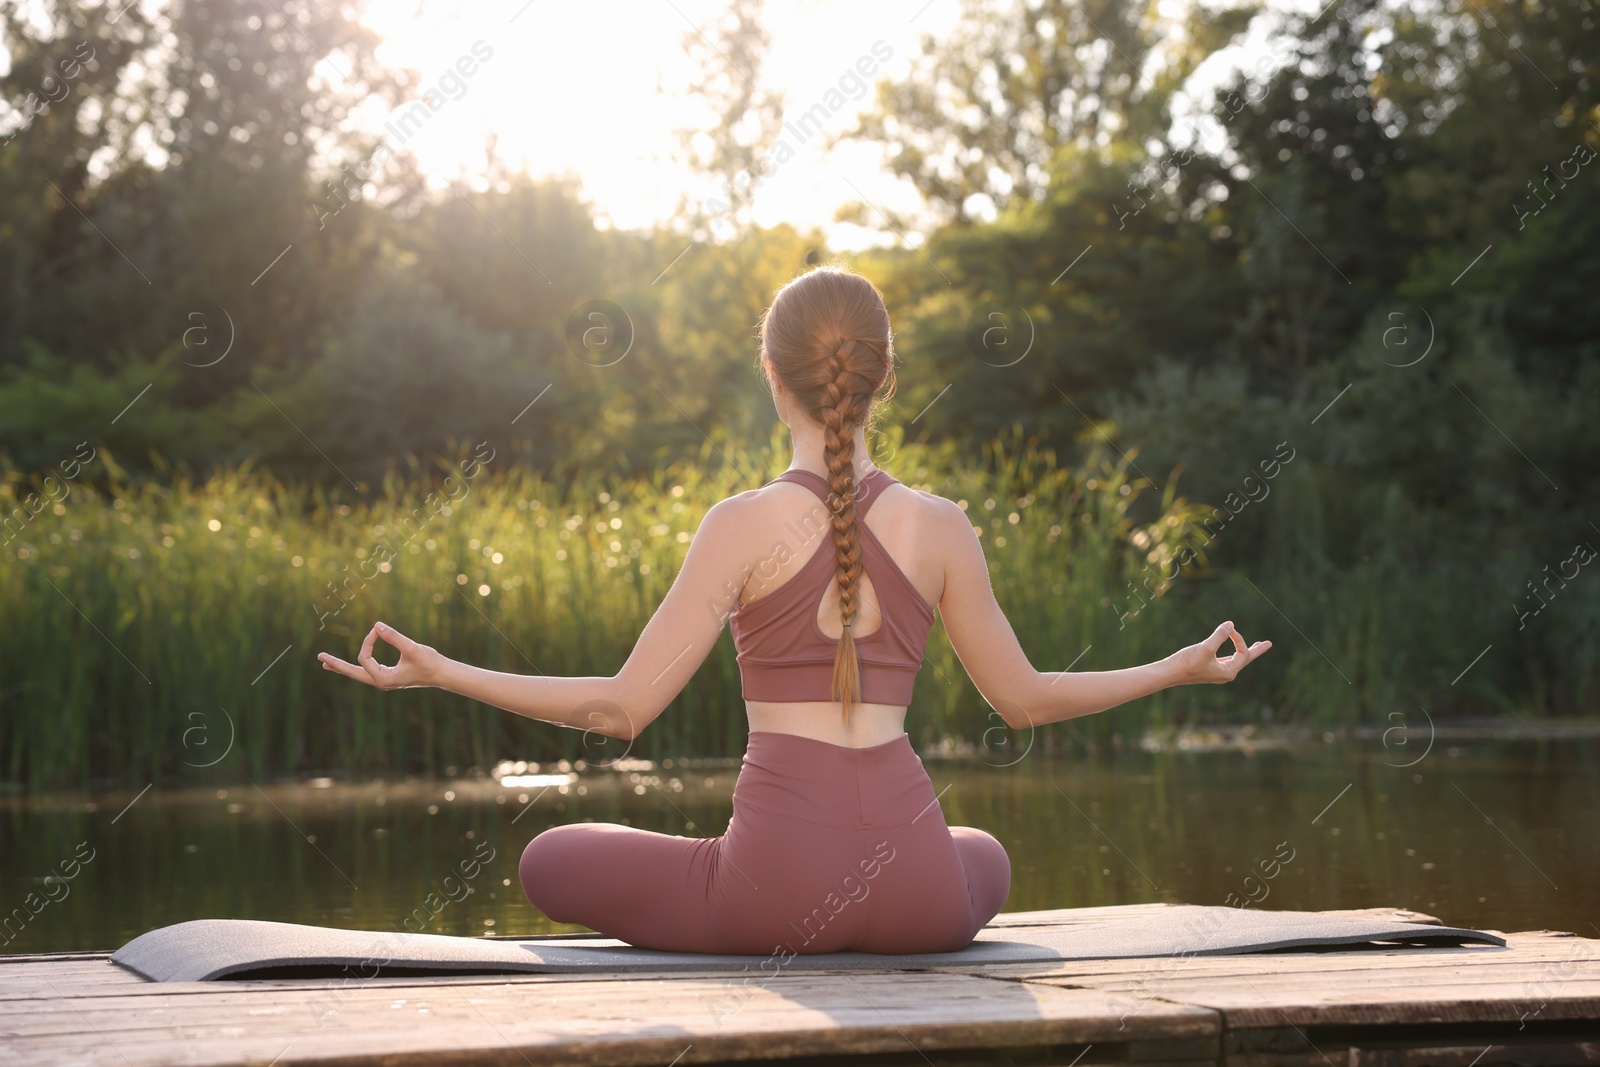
[3,728,1596,955]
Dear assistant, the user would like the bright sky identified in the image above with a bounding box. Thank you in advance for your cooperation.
[353,0,968,249]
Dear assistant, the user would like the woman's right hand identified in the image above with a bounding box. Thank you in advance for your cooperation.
[318,621,444,690]
[1169,621,1271,685]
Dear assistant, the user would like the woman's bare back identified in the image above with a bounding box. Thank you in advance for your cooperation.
[737,471,951,747]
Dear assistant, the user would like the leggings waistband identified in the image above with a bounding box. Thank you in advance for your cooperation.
[733,731,941,829]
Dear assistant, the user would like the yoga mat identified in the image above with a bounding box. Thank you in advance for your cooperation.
[110,905,1506,982]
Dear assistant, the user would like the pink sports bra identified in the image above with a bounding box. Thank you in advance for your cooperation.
[729,468,937,705]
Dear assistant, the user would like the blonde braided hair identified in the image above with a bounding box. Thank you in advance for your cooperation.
[757,265,896,724]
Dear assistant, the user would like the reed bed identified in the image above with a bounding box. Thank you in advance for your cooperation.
[1,429,1589,790]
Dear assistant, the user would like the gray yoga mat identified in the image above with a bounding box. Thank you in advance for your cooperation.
[111,905,1505,982]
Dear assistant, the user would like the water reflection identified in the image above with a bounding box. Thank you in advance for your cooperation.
[2,736,1595,954]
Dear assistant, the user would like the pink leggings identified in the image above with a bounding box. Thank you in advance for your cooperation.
[519,731,1011,954]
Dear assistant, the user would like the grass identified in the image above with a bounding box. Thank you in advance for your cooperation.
[1,426,1592,791]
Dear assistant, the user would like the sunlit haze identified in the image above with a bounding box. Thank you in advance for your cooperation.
[346,0,1322,248]
[353,0,964,248]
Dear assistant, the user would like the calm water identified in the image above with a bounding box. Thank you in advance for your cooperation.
[3,732,1597,955]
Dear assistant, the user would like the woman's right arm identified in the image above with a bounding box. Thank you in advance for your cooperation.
[932,496,1270,729]
[316,495,763,741]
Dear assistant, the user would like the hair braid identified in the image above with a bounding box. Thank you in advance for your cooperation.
[755,263,897,726]
[822,337,874,724]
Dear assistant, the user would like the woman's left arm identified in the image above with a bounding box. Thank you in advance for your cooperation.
[317,496,755,740]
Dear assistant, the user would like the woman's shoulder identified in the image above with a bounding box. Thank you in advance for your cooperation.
[859,476,971,554]
[885,479,964,521]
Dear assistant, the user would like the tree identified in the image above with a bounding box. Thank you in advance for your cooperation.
[835,0,1254,227]
[670,0,787,242]
[0,0,411,405]
[1205,0,1407,396]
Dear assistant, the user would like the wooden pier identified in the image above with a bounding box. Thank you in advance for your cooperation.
[3,904,1597,1066]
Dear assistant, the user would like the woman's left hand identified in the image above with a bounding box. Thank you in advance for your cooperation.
[1169,620,1272,686]
[318,622,444,690]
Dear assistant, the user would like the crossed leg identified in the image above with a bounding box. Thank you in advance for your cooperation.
[950,825,1012,933]
[519,823,737,952]
[520,820,1012,954]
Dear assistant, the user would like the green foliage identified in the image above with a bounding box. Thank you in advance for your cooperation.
[832,0,1255,225]
[7,424,1591,791]
[0,433,1220,789]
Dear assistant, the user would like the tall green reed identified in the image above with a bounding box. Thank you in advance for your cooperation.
[1,427,1587,790]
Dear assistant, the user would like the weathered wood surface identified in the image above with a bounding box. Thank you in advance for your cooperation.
[0,972,1217,1066]
[1,905,1596,1066]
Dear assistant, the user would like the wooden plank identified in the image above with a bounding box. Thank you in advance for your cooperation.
[996,953,1590,990]
[1345,1040,1600,1066]
[1056,952,1600,986]
[952,933,1586,983]
[0,961,777,1002]
[992,932,1600,1029]
[1063,976,1600,1008]
[1228,1029,1600,1067]
[0,960,146,982]
[0,972,1219,1037]
[0,964,152,1001]
[1161,984,1600,1028]
[0,972,1219,1067]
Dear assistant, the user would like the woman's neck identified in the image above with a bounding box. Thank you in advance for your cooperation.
[786,424,877,482]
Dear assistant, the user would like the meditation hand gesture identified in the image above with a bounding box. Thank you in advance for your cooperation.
[318,621,443,690]
[1171,621,1271,685]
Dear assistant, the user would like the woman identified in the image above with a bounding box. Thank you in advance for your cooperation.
[318,264,1271,956]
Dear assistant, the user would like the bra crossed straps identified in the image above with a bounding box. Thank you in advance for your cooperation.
[728,468,937,705]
